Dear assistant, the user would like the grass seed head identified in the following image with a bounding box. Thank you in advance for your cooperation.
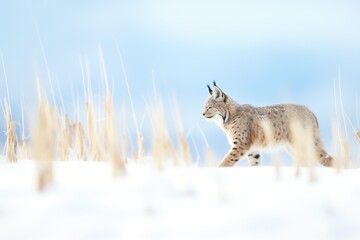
[4,100,18,163]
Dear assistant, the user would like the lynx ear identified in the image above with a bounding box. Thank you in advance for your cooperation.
[207,85,213,95]
[212,86,224,101]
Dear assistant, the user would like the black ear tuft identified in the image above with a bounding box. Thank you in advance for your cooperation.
[213,81,217,87]
[207,84,212,95]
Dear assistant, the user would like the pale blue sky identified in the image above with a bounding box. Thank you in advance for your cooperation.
[1,0,360,163]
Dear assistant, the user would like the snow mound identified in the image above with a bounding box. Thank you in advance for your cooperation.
[1,159,360,240]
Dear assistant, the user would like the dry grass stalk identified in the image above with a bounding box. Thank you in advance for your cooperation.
[65,114,74,148]
[6,121,17,162]
[262,121,284,180]
[117,46,143,162]
[20,138,30,160]
[58,114,74,161]
[178,132,190,165]
[204,148,217,167]
[110,149,124,177]
[86,101,100,161]
[4,99,17,163]
[104,94,125,177]
[333,155,341,174]
[19,99,29,160]
[167,138,179,166]
[289,121,304,177]
[120,105,128,165]
[273,156,282,181]
[303,127,317,182]
[137,132,145,162]
[150,103,176,171]
[74,120,87,160]
[121,135,128,164]
[357,131,360,167]
[340,140,355,169]
[131,149,137,160]
[332,119,355,169]
[331,124,341,174]
[58,129,69,161]
[32,100,55,192]
[53,107,64,160]
[152,113,166,171]
[290,120,317,182]
[53,107,61,134]
[173,100,191,166]
[260,120,285,177]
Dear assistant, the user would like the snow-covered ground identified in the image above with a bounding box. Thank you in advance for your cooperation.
[1,157,360,240]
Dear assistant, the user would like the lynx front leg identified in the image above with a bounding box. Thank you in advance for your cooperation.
[219,145,249,167]
[247,151,261,166]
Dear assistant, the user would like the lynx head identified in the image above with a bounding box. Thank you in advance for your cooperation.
[203,82,230,125]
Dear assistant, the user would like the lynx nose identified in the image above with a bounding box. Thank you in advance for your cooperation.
[202,112,206,116]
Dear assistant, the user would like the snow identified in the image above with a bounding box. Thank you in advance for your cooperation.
[1,158,360,240]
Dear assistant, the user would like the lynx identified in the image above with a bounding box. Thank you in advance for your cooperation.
[203,82,333,167]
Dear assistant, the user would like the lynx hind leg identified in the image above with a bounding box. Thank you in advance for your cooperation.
[247,151,261,166]
[287,138,334,167]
